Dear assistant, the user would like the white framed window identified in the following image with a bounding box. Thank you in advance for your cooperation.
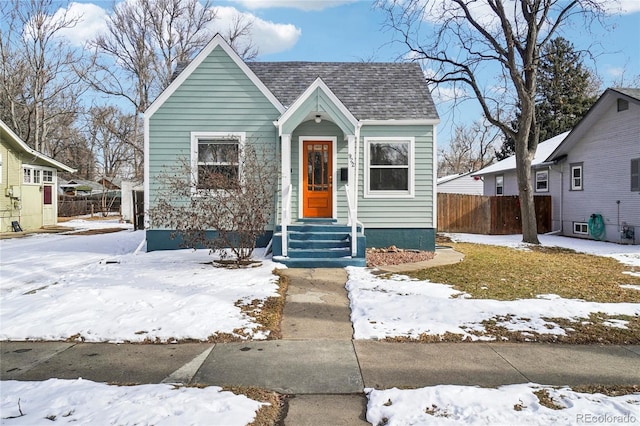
[573,222,588,235]
[364,137,414,198]
[43,169,54,183]
[23,167,41,184]
[535,170,549,192]
[23,167,31,183]
[570,163,583,191]
[191,132,245,191]
[495,175,504,195]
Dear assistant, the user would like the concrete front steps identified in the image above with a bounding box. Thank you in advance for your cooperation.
[272,220,366,268]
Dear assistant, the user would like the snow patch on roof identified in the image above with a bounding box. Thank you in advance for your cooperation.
[473,131,570,176]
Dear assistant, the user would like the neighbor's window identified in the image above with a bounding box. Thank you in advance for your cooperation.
[496,175,504,195]
[632,158,640,192]
[570,163,583,190]
[364,137,414,198]
[191,132,245,191]
[535,170,549,192]
[23,167,31,183]
[43,170,54,183]
[573,222,588,235]
[23,167,40,184]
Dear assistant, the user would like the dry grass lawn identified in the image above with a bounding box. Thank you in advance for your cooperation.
[404,241,640,343]
[410,242,640,303]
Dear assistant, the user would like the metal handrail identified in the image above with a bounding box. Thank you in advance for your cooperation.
[281,184,292,257]
[344,185,363,257]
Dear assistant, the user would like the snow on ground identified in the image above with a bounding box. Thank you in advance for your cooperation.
[0,378,264,425]
[366,384,640,426]
[347,234,640,341]
[447,233,640,267]
[0,218,283,342]
[346,267,640,340]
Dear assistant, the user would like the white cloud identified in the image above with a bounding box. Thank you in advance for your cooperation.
[231,0,357,11]
[52,2,109,47]
[604,0,640,14]
[212,6,301,55]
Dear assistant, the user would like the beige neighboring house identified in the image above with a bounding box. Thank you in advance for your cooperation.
[1,120,75,232]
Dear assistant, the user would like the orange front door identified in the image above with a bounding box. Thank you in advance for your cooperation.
[302,141,332,218]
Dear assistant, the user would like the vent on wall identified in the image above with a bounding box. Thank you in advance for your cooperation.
[617,98,629,112]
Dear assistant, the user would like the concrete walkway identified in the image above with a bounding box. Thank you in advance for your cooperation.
[2,251,640,425]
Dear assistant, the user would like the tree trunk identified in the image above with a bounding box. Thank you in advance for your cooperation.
[514,133,540,244]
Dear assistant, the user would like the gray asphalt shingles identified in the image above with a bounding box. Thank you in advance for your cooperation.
[247,61,439,121]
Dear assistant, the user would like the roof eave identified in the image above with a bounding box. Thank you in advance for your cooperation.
[1,120,76,173]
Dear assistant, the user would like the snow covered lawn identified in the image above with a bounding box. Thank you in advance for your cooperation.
[366,383,640,426]
[0,218,283,343]
[347,234,640,342]
[1,378,265,425]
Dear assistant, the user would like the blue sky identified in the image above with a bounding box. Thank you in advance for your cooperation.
[35,0,640,148]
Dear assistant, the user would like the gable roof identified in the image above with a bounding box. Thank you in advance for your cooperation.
[437,172,474,185]
[248,61,438,121]
[473,131,570,176]
[549,87,640,160]
[145,34,285,118]
[0,120,75,173]
[276,77,358,136]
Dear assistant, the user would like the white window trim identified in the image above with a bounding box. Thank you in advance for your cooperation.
[495,175,504,196]
[535,169,549,193]
[42,168,55,183]
[570,164,583,191]
[573,222,588,235]
[23,165,42,185]
[364,137,415,199]
[190,131,246,195]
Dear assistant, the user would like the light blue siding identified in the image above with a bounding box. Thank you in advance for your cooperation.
[148,46,281,227]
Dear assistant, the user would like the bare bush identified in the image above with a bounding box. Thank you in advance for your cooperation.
[148,144,277,262]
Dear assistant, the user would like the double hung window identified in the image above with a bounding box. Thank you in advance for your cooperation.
[191,132,245,191]
[364,137,414,198]
[570,163,583,191]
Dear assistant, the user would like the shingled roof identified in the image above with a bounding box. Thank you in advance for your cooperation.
[247,61,438,121]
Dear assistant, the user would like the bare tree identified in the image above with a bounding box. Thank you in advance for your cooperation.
[0,0,88,155]
[380,0,607,244]
[438,120,499,177]
[86,106,137,179]
[148,144,277,263]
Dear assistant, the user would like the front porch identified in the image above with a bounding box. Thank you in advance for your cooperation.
[272,220,366,268]
[273,77,364,268]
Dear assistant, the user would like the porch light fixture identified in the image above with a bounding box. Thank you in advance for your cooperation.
[314,115,322,123]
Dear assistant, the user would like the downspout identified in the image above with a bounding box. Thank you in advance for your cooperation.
[354,121,362,215]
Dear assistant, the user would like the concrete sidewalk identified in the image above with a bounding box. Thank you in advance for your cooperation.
[2,255,640,425]
[3,340,639,388]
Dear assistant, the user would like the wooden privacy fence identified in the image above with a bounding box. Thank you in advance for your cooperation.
[438,193,552,235]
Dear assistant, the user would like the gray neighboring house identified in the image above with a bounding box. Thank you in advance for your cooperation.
[474,87,639,244]
[473,131,569,232]
[144,34,440,266]
[437,172,484,195]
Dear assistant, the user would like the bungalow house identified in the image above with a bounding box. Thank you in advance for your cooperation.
[1,119,75,232]
[437,172,484,195]
[474,87,639,244]
[144,34,439,267]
